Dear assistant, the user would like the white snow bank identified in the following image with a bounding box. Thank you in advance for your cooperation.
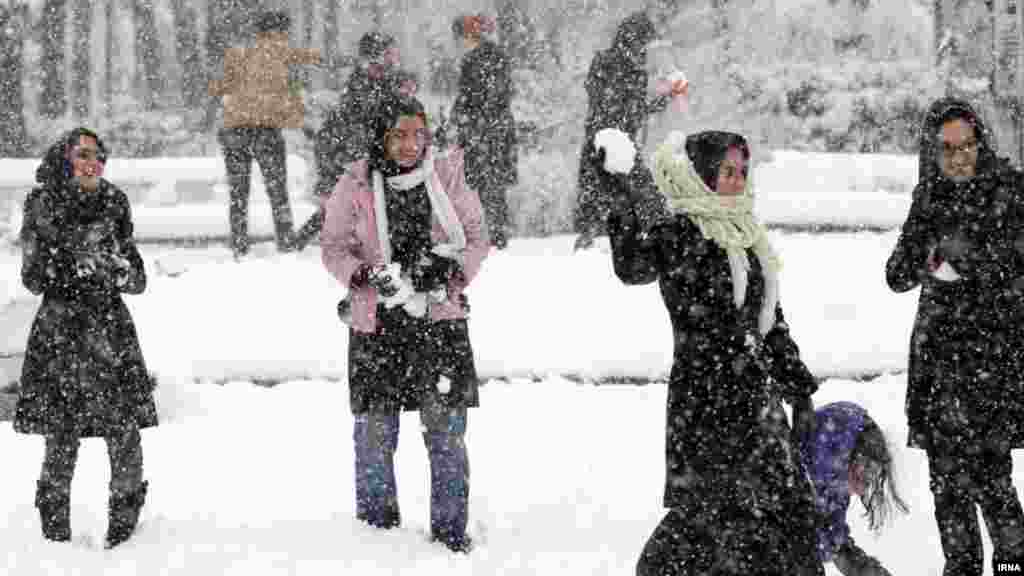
[1,231,916,388]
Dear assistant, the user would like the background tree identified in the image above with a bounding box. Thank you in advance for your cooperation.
[71,0,90,119]
[0,2,29,156]
[133,0,163,110]
[170,0,204,109]
[39,0,66,119]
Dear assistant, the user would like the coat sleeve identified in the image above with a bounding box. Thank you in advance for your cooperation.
[19,188,77,296]
[210,48,243,97]
[321,171,370,289]
[109,190,146,295]
[764,305,819,402]
[608,205,660,285]
[885,184,933,293]
[445,149,488,292]
[833,538,893,576]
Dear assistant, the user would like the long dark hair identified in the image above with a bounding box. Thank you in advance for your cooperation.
[851,419,909,531]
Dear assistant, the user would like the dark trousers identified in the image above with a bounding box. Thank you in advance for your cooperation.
[40,426,144,497]
[218,127,294,256]
[353,402,470,541]
[928,445,1024,576]
[292,208,324,251]
[478,183,509,247]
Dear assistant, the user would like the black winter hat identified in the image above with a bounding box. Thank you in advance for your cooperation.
[253,10,291,34]
[358,31,397,61]
[685,131,750,192]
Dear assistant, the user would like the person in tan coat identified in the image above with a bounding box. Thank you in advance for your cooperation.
[209,10,320,258]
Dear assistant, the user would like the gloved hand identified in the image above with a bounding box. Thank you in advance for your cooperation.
[411,252,461,293]
[790,395,816,446]
[367,263,404,299]
[73,250,131,285]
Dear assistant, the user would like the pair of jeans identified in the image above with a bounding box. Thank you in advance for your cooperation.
[927,444,1024,576]
[218,127,294,255]
[353,397,469,541]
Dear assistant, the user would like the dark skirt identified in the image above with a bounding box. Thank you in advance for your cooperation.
[347,305,479,414]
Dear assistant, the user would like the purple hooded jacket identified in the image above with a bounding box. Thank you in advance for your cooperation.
[797,401,869,563]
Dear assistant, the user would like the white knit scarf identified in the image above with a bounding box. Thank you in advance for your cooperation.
[653,131,781,335]
[372,148,467,267]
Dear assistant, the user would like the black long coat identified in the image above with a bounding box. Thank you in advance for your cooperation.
[886,97,1024,452]
[573,13,669,235]
[451,39,518,192]
[604,140,821,574]
[15,137,157,438]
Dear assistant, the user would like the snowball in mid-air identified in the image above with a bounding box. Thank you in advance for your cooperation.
[594,128,636,174]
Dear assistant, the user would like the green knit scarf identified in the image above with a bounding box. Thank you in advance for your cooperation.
[652,131,781,335]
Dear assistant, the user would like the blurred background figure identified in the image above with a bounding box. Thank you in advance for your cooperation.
[451,13,517,250]
[208,9,320,259]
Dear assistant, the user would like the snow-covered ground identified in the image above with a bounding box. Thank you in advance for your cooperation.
[0,146,1013,575]
[0,149,918,243]
[2,232,913,383]
[0,231,1014,575]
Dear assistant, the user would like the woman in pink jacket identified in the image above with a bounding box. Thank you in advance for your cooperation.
[320,95,489,553]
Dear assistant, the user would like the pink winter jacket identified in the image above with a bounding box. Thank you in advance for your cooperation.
[320,147,490,333]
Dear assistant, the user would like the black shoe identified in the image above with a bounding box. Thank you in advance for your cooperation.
[105,481,148,549]
[432,532,473,554]
[362,507,401,530]
[35,480,71,542]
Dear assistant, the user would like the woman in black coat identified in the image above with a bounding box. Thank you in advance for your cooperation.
[886,97,1024,575]
[16,128,157,549]
[595,130,823,575]
[573,11,671,250]
[451,13,518,249]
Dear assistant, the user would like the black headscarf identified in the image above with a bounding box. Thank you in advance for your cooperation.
[35,127,109,187]
[685,131,751,192]
[917,97,996,187]
[612,11,657,55]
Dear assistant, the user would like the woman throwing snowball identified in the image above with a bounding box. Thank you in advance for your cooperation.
[320,94,488,553]
[590,124,823,574]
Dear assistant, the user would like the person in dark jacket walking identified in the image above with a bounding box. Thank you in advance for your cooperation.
[593,128,822,575]
[208,10,321,258]
[320,95,489,553]
[886,97,1024,576]
[292,31,402,251]
[795,401,909,576]
[451,13,517,249]
[573,11,681,251]
[16,128,158,549]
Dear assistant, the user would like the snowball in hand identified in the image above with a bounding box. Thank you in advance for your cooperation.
[667,69,688,85]
[931,261,962,282]
[594,128,636,174]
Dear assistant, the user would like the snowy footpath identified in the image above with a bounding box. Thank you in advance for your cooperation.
[0,233,1013,575]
